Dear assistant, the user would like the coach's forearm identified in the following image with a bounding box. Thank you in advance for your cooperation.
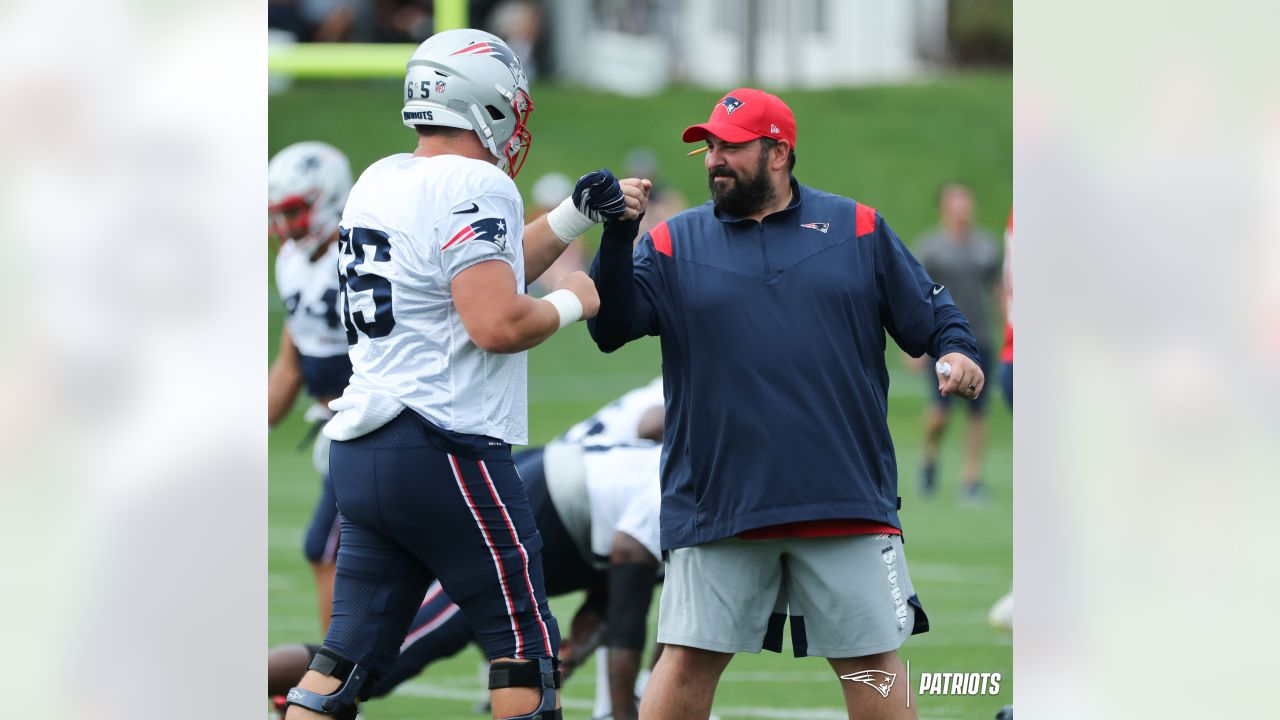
[587,219,643,352]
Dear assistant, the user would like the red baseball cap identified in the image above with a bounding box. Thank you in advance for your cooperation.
[682,88,797,149]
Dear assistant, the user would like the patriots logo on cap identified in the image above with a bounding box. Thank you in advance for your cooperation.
[451,41,523,82]
[299,156,321,172]
[443,217,508,252]
[720,95,744,114]
[800,222,829,234]
[840,670,897,698]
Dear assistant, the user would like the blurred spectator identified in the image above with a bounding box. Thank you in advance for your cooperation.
[527,173,583,292]
[907,181,1002,502]
[268,0,372,42]
[625,147,686,238]
[487,0,543,79]
[371,0,433,43]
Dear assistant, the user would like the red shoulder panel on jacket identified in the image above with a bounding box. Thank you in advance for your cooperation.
[650,221,672,257]
[855,203,877,238]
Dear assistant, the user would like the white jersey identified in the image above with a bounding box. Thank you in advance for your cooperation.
[543,441,663,564]
[275,240,348,359]
[560,377,664,445]
[323,153,528,443]
[583,443,663,561]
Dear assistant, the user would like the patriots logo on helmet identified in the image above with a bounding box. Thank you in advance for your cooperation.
[451,41,523,82]
[720,96,744,114]
[840,670,897,698]
[443,217,508,252]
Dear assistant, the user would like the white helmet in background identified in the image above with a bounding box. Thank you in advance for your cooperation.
[401,28,535,177]
[267,141,352,255]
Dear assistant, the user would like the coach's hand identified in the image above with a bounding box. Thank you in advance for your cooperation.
[936,352,985,400]
[573,169,629,222]
[619,177,653,221]
[555,271,601,320]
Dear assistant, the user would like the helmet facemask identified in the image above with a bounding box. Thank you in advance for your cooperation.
[501,88,534,178]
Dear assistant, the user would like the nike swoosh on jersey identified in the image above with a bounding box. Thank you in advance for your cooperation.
[932,285,945,295]
[453,203,480,214]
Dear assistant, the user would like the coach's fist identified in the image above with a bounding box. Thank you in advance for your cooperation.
[619,177,653,221]
[935,352,985,400]
[555,271,601,320]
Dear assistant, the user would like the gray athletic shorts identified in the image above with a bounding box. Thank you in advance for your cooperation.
[656,534,929,658]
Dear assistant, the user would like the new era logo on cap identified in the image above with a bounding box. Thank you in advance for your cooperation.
[682,87,797,149]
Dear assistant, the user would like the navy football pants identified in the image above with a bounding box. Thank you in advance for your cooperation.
[323,411,559,679]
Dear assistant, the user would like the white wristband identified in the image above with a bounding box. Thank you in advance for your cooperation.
[542,288,583,329]
[546,196,597,243]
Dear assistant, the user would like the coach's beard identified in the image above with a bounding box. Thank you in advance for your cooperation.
[708,154,775,219]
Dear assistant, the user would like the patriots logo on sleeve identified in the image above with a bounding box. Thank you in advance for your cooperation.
[720,95,744,114]
[443,217,508,252]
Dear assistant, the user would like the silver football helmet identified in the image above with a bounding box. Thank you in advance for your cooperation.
[401,29,535,177]
[267,141,352,255]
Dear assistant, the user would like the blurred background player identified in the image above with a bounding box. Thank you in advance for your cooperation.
[269,440,663,720]
[909,181,1003,501]
[283,29,647,720]
[268,140,354,632]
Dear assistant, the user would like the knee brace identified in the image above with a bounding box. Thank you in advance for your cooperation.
[488,657,563,720]
[284,646,374,720]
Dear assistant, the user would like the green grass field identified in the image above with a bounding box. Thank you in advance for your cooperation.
[269,72,1011,719]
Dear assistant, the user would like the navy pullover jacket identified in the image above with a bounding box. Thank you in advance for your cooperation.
[589,179,980,550]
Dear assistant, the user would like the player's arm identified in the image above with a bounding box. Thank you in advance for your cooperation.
[558,582,608,683]
[873,213,985,398]
[524,171,651,283]
[636,404,664,442]
[605,532,659,720]
[452,260,599,353]
[268,327,303,427]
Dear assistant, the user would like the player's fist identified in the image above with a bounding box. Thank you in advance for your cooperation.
[555,271,600,320]
[573,169,628,223]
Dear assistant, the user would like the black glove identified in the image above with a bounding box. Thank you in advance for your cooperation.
[573,169,628,223]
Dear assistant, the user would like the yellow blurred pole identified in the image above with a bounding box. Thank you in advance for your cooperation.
[434,0,469,32]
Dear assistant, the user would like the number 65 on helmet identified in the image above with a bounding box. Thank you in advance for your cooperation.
[401,29,535,178]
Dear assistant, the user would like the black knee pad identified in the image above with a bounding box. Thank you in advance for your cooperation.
[283,646,375,720]
[488,657,562,720]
